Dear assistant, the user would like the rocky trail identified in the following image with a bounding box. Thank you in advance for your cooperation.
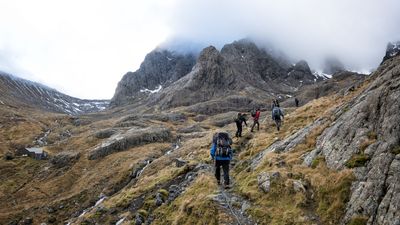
[212,181,255,225]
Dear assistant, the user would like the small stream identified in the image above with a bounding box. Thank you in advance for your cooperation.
[166,139,181,155]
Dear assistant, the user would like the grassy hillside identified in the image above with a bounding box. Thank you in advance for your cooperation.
[0,75,371,225]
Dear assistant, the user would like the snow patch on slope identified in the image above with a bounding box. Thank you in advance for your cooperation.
[140,85,162,94]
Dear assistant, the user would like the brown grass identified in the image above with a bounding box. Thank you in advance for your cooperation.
[231,84,369,224]
[151,173,219,225]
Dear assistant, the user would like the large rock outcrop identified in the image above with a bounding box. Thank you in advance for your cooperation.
[381,41,400,63]
[306,55,400,224]
[88,127,172,160]
[110,49,196,106]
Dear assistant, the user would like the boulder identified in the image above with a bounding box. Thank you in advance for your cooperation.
[293,180,306,193]
[257,171,280,193]
[175,158,187,167]
[95,129,117,139]
[155,193,164,206]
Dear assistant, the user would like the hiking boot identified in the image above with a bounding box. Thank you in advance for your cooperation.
[217,180,221,185]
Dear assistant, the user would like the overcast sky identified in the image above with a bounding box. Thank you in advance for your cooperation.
[0,0,399,99]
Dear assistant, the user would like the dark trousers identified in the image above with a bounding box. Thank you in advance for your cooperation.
[274,118,282,131]
[215,160,230,185]
[251,120,259,132]
[235,125,243,137]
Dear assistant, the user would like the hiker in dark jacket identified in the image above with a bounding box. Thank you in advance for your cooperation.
[251,108,261,132]
[210,132,233,188]
[295,98,299,107]
[272,106,284,131]
[271,99,280,110]
[234,113,247,138]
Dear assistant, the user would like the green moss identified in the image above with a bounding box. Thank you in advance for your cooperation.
[367,131,377,140]
[311,156,325,169]
[345,154,370,168]
[138,209,149,218]
[348,216,368,225]
[390,146,400,155]
[158,189,169,199]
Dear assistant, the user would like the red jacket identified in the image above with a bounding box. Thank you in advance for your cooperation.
[253,110,260,121]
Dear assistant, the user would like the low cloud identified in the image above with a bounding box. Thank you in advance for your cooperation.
[168,0,400,71]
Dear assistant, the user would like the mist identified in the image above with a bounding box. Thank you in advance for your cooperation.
[0,0,399,99]
[167,0,400,71]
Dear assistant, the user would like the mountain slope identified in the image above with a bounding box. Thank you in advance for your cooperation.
[0,72,109,115]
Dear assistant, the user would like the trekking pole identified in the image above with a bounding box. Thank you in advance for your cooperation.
[261,115,268,124]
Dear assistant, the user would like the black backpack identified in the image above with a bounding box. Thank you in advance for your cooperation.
[251,109,256,117]
[214,132,232,157]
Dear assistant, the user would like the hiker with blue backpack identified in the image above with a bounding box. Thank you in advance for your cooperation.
[210,132,233,189]
[272,106,284,131]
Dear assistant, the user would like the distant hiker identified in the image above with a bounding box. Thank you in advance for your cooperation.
[250,108,261,132]
[271,99,280,109]
[210,132,233,188]
[234,113,247,138]
[272,106,284,131]
[295,98,299,107]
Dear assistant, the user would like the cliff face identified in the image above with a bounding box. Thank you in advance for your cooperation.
[305,55,400,224]
[110,49,196,106]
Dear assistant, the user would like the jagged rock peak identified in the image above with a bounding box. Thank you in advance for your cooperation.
[110,48,196,106]
[382,41,400,63]
[197,46,222,65]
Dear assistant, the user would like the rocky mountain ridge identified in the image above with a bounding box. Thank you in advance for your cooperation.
[0,72,109,115]
[112,39,324,113]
